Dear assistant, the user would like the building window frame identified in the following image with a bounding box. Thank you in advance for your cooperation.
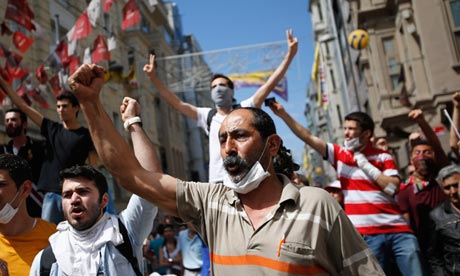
[444,0,460,64]
[381,35,401,92]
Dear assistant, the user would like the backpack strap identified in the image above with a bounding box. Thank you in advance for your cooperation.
[206,108,218,131]
[116,218,143,276]
[39,219,142,276]
[39,245,56,276]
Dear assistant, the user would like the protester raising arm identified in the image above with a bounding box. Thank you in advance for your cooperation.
[252,29,298,108]
[68,64,178,216]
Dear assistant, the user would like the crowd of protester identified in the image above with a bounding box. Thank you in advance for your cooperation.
[0,29,459,275]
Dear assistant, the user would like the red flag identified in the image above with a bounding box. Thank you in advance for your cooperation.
[68,56,80,76]
[92,35,110,64]
[48,74,62,97]
[35,64,48,84]
[103,0,114,13]
[122,0,141,30]
[27,88,49,108]
[5,0,36,32]
[0,44,22,67]
[0,66,12,84]
[1,22,13,36]
[13,31,34,53]
[5,62,28,79]
[16,85,31,106]
[72,11,92,40]
[55,40,71,68]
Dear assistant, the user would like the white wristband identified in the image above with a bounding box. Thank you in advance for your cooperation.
[123,116,142,131]
[384,183,397,196]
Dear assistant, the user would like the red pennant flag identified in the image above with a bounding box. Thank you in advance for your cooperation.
[13,31,34,53]
[92,35,110,64]
[48,74,63,97]
[103,0,114,13]
[5,0,36,32]
[16,84,31,106]
[5,62,28,79]
[27,88,49,108]
[35,64,48,84]
[72,11,92,40]
[68,56,80,76]
[1,22,13,36]
[122,0,141,30]
[55,40,71,68]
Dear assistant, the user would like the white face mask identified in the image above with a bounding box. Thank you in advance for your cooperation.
[344,137,361,151]
[0,191,20,224]
[211,85,234,108]
[223,140,271,194]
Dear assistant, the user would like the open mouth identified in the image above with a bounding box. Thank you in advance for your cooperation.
[70,207,84,218]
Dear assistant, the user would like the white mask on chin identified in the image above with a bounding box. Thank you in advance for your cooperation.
[223,140,272,194]
[344,137,361,151]
[0,191,20,224]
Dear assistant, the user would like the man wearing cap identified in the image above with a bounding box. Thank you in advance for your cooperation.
[427,164,460,275]
[324,181,344,209]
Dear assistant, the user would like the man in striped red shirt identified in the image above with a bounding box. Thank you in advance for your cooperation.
[269,103,424,276]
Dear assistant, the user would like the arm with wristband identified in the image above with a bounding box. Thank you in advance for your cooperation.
[354,152,399,196]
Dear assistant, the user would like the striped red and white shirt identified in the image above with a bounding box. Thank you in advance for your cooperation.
[326,143,413,235]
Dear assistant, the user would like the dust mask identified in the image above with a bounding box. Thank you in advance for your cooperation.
[0,191,21,224]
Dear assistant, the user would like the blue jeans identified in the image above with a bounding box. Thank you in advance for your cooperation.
[41,192,64,224]
[363,232,424,276]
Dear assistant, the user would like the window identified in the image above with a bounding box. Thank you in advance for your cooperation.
[445,0,460,60]
[382,37,400,90]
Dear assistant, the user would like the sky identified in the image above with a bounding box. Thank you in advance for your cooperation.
[170,0,315,165]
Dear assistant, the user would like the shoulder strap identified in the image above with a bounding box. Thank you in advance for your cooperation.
[116,218,143,276]
[206,108,218,131]
[39,246,56,276]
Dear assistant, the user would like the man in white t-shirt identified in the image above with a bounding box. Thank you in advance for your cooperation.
[143,30,298,182]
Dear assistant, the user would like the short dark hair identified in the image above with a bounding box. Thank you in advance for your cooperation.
[242,107,277,141]
[344,112,375,135]
[410,139,432,153]
[59,165,108,201]
[5,108,27,123]
[56,91,80,107]
[211,73,234,89]
[0,154,32,189]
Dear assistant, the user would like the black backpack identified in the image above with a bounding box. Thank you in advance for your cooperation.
[39,218,142,276]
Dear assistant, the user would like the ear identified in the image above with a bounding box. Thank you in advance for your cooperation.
[20,180,33,197]
[363,130,373,140]
[100,192,109,209]
[267,134,282,157]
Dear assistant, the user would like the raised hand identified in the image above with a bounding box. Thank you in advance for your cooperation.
[453,91,460,108]
[120,96,140,122]
[143,54,157,78]
[286,29,298,57]
[408,109,424,122]
[267,100,286,116]
[68,64,105,102]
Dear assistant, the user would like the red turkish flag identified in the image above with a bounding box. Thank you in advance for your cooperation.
[55,40,71,68]
[13,31,34,53]
[92,35,110,64]
[48,74,63,97]
[72,11,92,40]
[4,0,36,32]
[68,56,80,76]
[27,88,49,108]
[103,0,114,13]
[35,64,48,84]
[16,84,31,106]
[122,0,141,30]
[5,62,28,79]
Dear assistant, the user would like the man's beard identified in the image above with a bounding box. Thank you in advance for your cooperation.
[6,125,22,138]
[223,154,252,182]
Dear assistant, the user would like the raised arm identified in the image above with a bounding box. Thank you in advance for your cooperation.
[408,109,450,168]
[252,29,298,108]
[120,96,162,173]
[268,100,327,157]
[68,64,178,216]
[144,54,198,120]
[0,75,44,127]
[450,92,460,159]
